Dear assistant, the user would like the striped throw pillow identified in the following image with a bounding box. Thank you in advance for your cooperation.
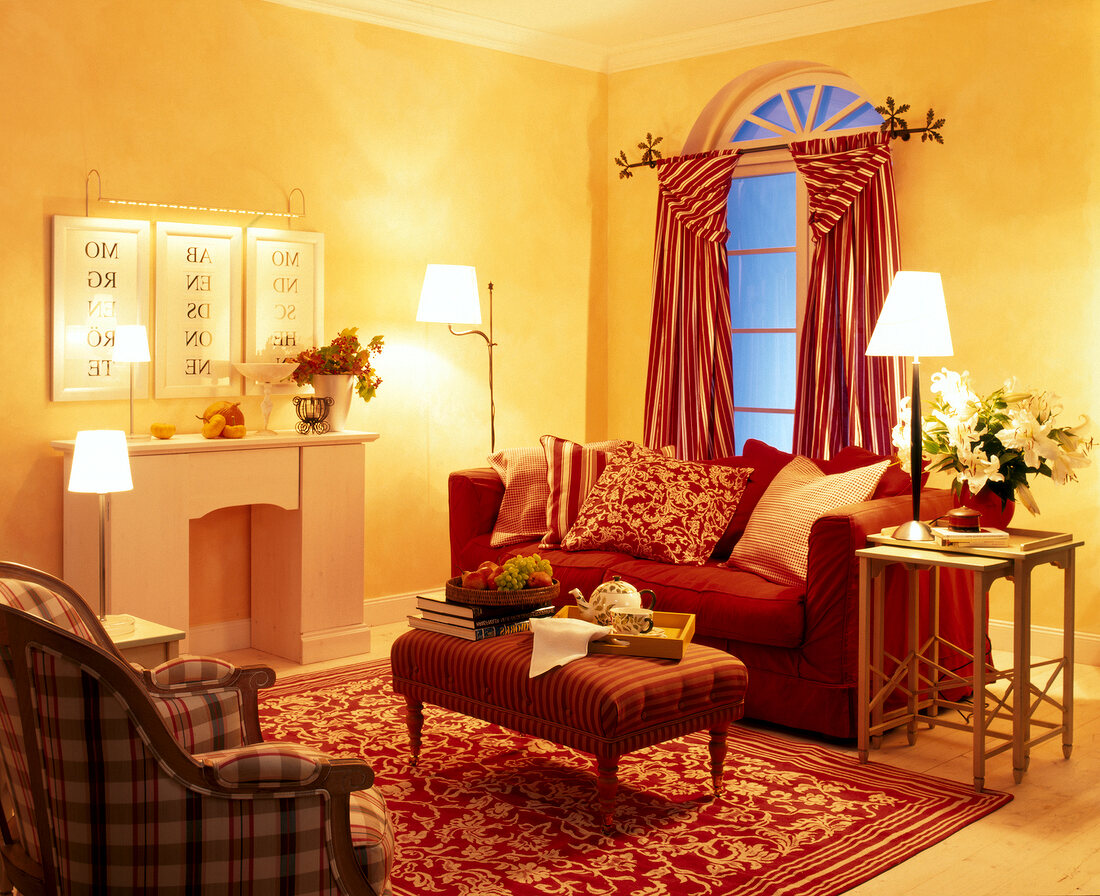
[539,435,626,546]
[729,456,888,585]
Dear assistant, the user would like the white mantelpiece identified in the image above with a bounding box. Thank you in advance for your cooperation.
[52,430,379,664]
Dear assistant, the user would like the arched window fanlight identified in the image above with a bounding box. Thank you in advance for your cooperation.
[730,83,883,144]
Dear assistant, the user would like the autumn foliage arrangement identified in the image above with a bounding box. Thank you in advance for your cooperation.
[290,327,384,402]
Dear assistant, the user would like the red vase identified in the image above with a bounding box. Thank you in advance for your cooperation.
[954,487,1015,531]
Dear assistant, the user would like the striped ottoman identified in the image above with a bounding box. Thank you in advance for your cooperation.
[390,629,749,830]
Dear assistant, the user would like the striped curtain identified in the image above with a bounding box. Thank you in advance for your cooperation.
[643,151,739,461]
[790,130,905,459]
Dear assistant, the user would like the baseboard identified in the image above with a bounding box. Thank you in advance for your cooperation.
[364,589,434,626]
[989,618,1100,667]
[184,591,424,657]
[187,618,253,655]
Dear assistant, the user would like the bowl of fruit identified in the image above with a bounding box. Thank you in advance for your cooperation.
[446,554,559,608]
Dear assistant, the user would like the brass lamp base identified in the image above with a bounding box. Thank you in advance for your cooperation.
[891,519,935,542]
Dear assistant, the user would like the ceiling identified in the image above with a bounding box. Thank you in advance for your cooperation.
[265,0,989,72]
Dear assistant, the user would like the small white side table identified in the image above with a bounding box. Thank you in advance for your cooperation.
[857,529,1080,791]
[112,616,185,667]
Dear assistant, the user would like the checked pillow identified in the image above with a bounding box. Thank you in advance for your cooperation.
[729,456,888,585]
[561,443,752,565]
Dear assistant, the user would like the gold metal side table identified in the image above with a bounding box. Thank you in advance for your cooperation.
[857,530,1080,791]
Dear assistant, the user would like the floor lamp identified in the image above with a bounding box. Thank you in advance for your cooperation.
[67,430,136,635]
[113,324,151,440]
[417,264,498,452]
[866,271,953,541]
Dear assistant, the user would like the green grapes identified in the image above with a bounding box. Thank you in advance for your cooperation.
[494,553,553,591]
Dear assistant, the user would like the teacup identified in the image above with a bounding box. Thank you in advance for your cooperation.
[610,606,654,635]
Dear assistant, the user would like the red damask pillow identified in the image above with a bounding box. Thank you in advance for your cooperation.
[729,456,888,585]
[561,443,752,566]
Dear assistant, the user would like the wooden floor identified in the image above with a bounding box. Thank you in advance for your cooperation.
[224,627,1100,896]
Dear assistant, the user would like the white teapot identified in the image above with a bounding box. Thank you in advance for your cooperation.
[571,576,656,626]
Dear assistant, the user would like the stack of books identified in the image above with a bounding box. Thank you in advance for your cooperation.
[930,525,1010,547]
[408,593,556,640]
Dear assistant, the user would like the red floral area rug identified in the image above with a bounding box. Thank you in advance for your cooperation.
[259,660,1011,896]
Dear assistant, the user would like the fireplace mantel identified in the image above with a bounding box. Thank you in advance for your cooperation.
[53,430,380,663]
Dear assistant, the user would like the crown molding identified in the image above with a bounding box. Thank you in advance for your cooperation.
[263,0,992,74]
[261,0,610,71]
[607,0,993,72]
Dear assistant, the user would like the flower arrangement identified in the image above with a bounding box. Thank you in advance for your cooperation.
[892,368,1092,514]
[289,328,384,402]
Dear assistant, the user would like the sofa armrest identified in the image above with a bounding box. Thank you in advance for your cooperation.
[448,467,505,577]
[800,488,956,683]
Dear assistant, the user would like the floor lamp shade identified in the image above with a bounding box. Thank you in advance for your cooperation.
[68,430,133,495]
[866,271,953,541]
[416,264,481,325]
[416,264,498,452]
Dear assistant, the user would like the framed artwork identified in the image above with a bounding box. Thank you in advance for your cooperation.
[245,228,324,392]
[154,223,242,398]
[51,216,151,401]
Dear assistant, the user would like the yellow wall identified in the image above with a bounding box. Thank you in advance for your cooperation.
[606,0,1100,633]
[3,0,1098,641]
[1,0,604,611]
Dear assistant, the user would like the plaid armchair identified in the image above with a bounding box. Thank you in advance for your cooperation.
[0,562,394,895]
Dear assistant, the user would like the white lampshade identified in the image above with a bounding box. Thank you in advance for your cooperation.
[416,264,481,325]
[113,325,151,363]
[866,271,954,359]
[68,431,133,494]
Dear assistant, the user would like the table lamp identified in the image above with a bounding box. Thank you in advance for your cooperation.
[67,430,136,635]
[417,264,498,452]
[113,324,151,440]
[866,271,953,541]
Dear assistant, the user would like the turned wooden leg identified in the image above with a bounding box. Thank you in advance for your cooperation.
[595,756,619,832]
[709,724,730,797]
[405,698,424,767]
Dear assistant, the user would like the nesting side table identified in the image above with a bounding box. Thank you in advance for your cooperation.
[857,530,1080,791]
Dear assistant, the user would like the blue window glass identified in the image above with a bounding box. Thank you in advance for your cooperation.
[731,333,796,409]
[813,85,859,128]
[732,120,773,142]
[729,254,796,329]
[727,173,796,251]
[789,85,816,129]
[831,102,883,130]
[751,95,795,132]
[734,411,794,454]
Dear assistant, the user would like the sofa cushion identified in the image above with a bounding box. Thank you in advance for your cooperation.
[561,443,751,565]
[824,445,912,498]
[488,446,553,548]
[606,558,806,649]
[539,435,626,546]
[707,439,796,560]
[730,456,888,585]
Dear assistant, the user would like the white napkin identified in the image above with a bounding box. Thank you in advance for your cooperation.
[528,616,613,677]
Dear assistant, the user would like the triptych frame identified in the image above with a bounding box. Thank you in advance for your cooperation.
[51,216,323,402]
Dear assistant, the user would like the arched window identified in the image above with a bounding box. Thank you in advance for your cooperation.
[686,64,883,452]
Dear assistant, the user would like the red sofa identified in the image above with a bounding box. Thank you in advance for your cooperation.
[447,442,976,740]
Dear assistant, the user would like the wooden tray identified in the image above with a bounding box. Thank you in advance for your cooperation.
[554,606,696,660]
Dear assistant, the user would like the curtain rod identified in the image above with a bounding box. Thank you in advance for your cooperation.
[619,126,941,171]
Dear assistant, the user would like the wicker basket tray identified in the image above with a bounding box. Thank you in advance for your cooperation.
[444,576,560,608]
